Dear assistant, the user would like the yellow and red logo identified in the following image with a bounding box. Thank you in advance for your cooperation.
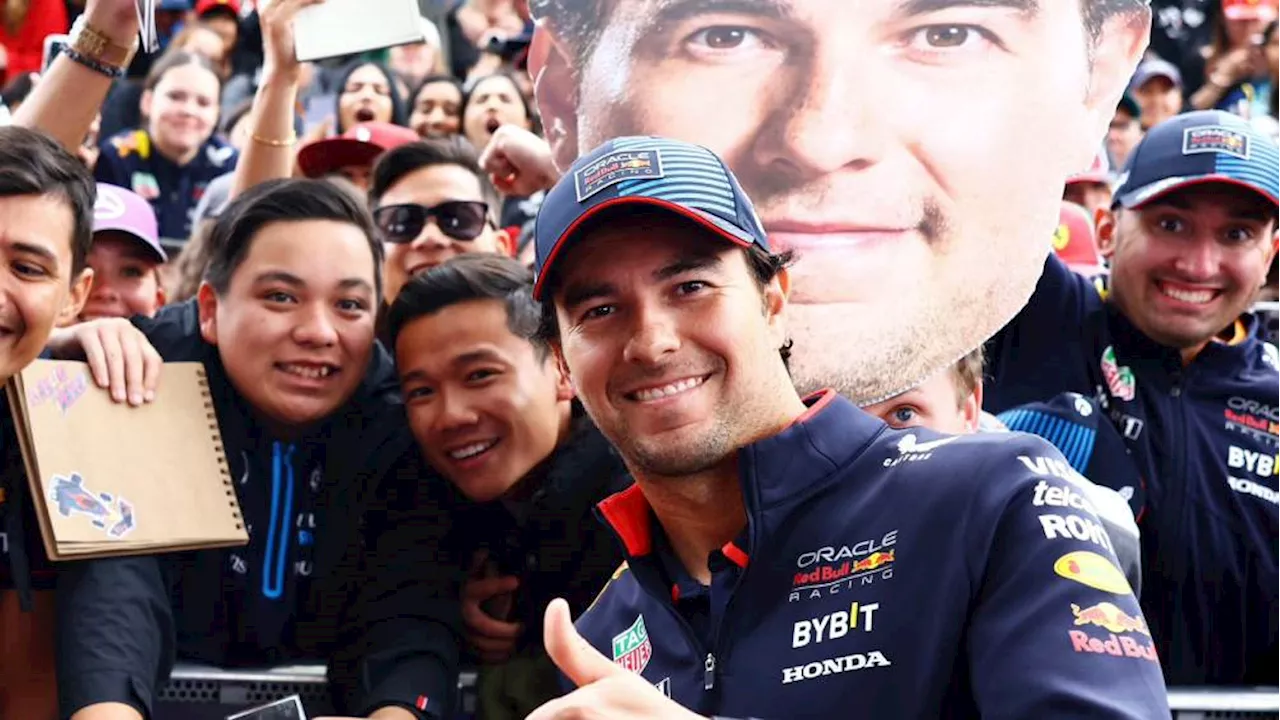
[1053,551,1132,595]
[1071,602,1149,636]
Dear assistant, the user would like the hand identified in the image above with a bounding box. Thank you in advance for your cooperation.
[81,0,143,47]
[1215,47,1256,85]
[461,549,523,664]
[526,599,705,720]
[260,0,325,79]
[479,125,560,197]
[45,319,161,406]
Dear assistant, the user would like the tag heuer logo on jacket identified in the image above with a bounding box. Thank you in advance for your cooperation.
[612,614,653,673]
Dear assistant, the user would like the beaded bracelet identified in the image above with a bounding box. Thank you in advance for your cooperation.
[62,46,126,80]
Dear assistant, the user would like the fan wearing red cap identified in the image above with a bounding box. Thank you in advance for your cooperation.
[194,0,241,62]
[296,122,420,191]
[1052,200,1105,278]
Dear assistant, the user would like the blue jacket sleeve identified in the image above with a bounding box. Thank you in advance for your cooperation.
[93,137,129,187]
[965,435,1169,719]
[55,555,174,719]
[984,254,1102,413]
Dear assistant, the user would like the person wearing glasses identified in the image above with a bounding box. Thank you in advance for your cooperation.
[369,139,517,309]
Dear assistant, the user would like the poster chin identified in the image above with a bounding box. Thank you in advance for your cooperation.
[527,0,1151,402]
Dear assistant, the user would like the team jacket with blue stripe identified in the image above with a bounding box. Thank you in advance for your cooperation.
[574,392,1170,719]
[984,255,1279,686]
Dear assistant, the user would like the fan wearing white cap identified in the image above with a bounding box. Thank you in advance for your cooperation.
[77,183,167,322]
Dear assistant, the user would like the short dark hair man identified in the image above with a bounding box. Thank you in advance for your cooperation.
[56,179,460,720]
[527,0,1153,405]
[386,254,629,719]
[523,136,1168,719]
[370,139,515,306]
[985,110,1280,685]
[0,125,95,720]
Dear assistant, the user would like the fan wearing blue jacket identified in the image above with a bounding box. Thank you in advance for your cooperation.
[985,110,1279,686]
[518,136,1169,720]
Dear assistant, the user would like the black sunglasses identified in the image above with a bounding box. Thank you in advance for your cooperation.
[373,201,490,243]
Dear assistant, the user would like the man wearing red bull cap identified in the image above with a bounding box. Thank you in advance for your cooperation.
[519,135,1169,719]
[985,110,1280,685]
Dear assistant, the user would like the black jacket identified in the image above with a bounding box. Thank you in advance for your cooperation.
[56,300,462,720]
[441,412,631,653]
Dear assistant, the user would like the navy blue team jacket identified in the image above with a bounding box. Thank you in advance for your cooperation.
[575,392,1170,719]
[985,255,1279,686]
[94,128,238,240]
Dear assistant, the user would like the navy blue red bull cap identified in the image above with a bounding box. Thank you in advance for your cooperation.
[1113,110,1279,210]
[532,136,771,300]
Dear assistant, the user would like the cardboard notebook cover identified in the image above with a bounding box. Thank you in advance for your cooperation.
[6,359,248,559]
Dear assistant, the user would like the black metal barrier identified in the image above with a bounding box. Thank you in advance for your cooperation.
[154,663,1278,720]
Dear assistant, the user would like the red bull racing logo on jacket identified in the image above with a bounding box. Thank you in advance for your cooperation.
[612,615,653,674]
[790,531,897,602]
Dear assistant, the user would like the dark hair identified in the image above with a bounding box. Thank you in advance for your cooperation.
[333,60,407,133]
[411,74,465,109]
[0,126,95,278]
[532,0,1150,65]
[461,71,541,137]
[143,48,221,92]
[368,137,502,223]
[534,206,795,367]
[204,178,384,300]
[0,72,38,108]
[387,254,545,357]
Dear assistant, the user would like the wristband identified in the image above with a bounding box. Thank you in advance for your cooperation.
[61,46,127,79]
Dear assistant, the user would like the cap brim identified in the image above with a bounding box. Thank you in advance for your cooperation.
[533,196,756,301]
[93,226,168,262]
[296,138,382,179]
[1117,174,1280,210]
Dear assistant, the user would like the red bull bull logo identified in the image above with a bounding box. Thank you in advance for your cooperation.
[793,550,895,587]
[1071,602,1149,636]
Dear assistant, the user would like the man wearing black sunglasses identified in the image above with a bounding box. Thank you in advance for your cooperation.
[370,139,516,307]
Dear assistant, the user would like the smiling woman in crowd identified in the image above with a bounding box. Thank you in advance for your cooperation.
[94,50,238,242]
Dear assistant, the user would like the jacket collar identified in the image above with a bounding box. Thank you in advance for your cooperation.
[1107,303,1266,376]
[596,390,884,559]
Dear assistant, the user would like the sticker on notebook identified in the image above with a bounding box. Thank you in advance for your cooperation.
[27,366,89,414]
[49,473,137,539]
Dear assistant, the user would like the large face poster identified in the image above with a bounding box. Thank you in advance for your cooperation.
[526,0,1152,403]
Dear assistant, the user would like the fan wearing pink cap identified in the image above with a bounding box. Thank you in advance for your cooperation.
[78,183,168,322]
[1063,151,1115,224]
[296,121,420,191]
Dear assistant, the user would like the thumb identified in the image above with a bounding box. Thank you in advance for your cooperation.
[544,597,621,687]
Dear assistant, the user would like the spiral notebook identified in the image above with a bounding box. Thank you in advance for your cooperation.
[6,359,248,559]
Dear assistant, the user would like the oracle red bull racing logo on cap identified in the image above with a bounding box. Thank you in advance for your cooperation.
[612,614,653,674]
[1183,126,1250,160]
[574,149,664,201]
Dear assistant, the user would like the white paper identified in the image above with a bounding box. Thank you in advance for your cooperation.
[225,694,307,720]
[289,0,425,62]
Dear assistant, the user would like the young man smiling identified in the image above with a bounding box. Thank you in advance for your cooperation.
[370,140,515,308]
[0,126,96,720]
[520,136,1168,719]
[386,254,628,719]
[56,179,461,720]
[985,110,1280,685]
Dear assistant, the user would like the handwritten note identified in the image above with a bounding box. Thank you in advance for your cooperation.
[28,366,88,415]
